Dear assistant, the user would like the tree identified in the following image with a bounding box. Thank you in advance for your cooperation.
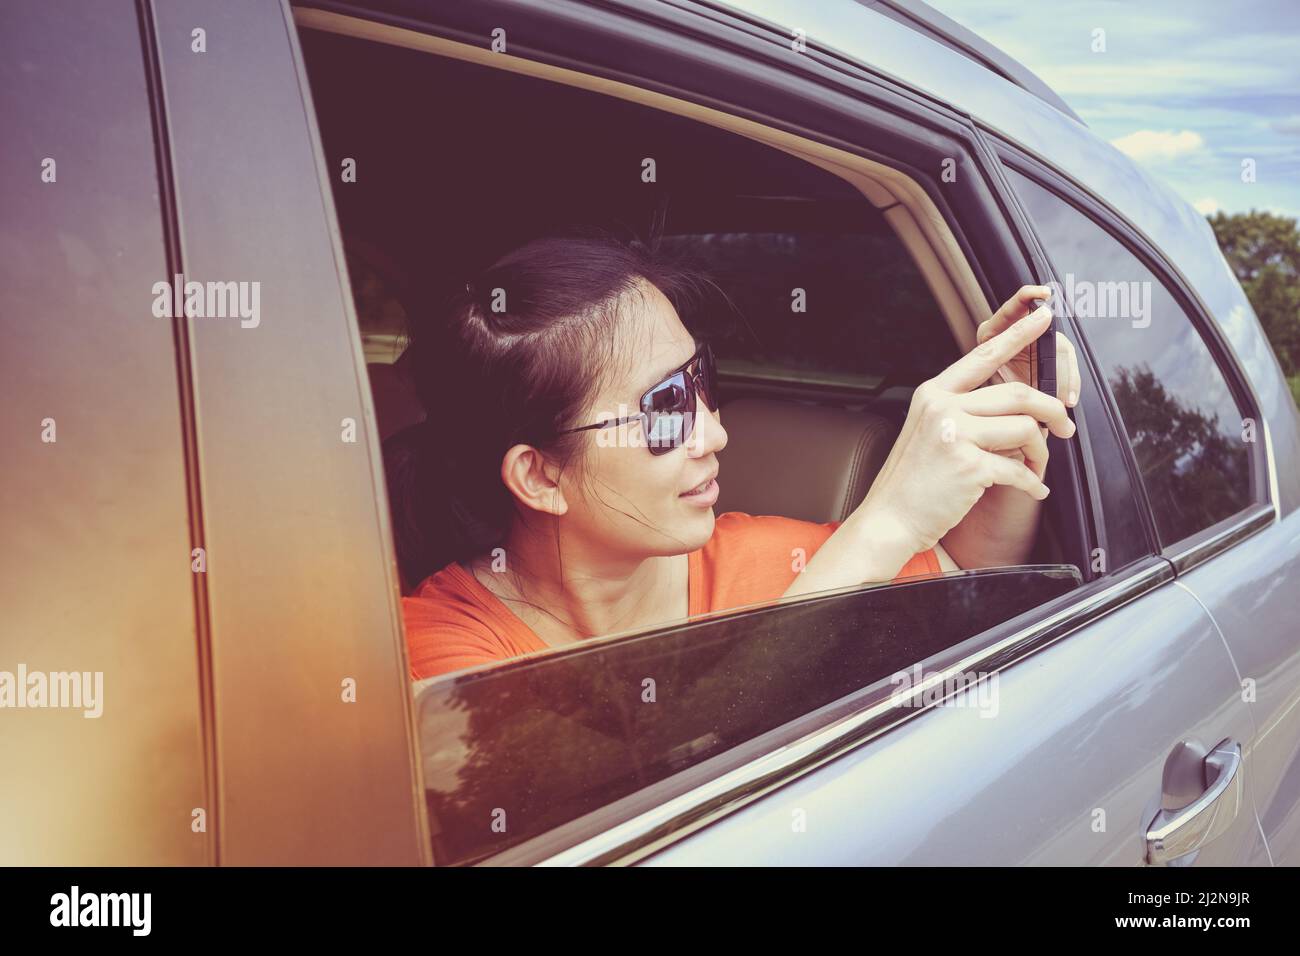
[1207,210,1300,405]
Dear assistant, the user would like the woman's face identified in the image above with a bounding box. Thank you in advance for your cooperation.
[558,280,728,558]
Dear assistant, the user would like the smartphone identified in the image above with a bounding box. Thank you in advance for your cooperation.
[1031,296,1057,402]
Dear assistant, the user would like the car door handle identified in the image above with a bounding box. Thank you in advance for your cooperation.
[1144,738,1243,865]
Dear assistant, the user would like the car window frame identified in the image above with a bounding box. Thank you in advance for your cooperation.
[153,0,432,864]
[976,134,1161,574]
[990,137,1274,572]
[299,0,1177,866]
[299,0,1101,588]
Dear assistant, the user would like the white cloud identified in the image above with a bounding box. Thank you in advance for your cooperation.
[1193,197,1221,214]
[924,0,1300,218]
[1110,129,1205,162]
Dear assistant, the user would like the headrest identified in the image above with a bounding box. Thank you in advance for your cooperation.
[713,397,899,524]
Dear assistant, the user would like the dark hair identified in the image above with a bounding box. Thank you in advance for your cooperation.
[388,231,712,588]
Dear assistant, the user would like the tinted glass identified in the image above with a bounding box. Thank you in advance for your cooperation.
[1074,372,1152,571]
[415,566,1080,864]
[1008,171,1252,546]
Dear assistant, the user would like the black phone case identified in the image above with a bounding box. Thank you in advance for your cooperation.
[1032,296,1056,401]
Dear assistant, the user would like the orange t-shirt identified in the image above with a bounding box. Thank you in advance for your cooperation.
[402,511,941,680]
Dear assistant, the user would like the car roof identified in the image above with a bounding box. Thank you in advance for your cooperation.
[712,0,1082,126]
[851,0,1083,124]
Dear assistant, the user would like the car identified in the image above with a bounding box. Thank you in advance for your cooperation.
[3,0,1298,867]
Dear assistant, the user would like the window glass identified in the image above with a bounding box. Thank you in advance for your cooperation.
[1074,373,1151,571]
[416,566,1080,864]
[1008,171,1252,546]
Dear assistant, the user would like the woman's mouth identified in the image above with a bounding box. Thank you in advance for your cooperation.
[679,476,719,506]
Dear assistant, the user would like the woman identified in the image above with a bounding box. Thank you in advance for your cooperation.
[398,234,1080,680]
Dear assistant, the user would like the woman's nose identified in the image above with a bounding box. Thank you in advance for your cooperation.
[687,404,727,456]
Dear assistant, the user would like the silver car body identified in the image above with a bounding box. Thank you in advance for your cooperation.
[645,0,1300,866]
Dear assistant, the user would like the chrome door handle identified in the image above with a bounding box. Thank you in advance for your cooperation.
[1145,738,1243,865]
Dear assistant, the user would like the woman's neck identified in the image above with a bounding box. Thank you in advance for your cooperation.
[468,523,687,647]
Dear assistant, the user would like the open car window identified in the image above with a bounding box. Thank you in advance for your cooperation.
[415,564,1081,865]
[290,10,1093,866]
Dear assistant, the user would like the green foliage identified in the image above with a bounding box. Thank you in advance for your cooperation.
[1110,363,1249,541]
[1207,211,1300,398]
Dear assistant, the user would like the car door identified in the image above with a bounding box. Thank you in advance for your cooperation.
[1,0,208,866]
[141,0,428,864]
[630,10,1263,869]
[642,391,1263,866]
[306,0,1260,865]
[1181,478,1300,866]
[411,563,1086,865]
[0,0,430,867]
[997,152,1300,866]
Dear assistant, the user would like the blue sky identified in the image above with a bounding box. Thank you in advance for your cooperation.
[927,0,1300,221]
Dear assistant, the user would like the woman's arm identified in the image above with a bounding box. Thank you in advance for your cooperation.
[940,483,1040,569]
[940,287,1083,570]
[781,285,1079,598]
[781,505,926,599]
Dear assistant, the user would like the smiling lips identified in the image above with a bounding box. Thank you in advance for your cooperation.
[680,473,719,502]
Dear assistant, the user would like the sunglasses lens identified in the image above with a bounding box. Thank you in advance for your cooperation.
[643,376,692,454]
[645,411,686,450]
[646,380,686,414]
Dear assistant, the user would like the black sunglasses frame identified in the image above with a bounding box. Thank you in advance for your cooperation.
[560,341,719,455]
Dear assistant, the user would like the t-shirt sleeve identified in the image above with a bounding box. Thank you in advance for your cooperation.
[402,595,511,680]
[893,547,942,580]
[706,513,942,606]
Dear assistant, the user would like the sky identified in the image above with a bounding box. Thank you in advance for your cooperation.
[926,0,1300,221]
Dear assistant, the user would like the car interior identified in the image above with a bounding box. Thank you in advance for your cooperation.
[295,9,1066,594]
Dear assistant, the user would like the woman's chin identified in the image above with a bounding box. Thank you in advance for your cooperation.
[675,503,717,548]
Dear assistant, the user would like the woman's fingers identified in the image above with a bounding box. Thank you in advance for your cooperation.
[976,284,1053,345]
[1058,332,1082,407]
[964,414,1049,472]
[936,304,1053,394]
[960,381,1074,439]
[982,449,1050,500]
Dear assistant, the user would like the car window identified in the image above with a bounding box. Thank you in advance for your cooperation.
[1072,368,1153,572]
[415,565,1080,864]
[298,27,959,400]
[1007,170,1253,547]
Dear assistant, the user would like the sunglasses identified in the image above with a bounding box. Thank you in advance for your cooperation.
[559,341,719,455]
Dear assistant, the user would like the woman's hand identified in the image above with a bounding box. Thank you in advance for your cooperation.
[854,291,1076,556]
[978,285,1082,409]
[784,286,1084,599]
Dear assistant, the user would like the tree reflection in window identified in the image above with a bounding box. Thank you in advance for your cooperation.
[1110,363,1249,543]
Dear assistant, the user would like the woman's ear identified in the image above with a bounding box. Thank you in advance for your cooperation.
[500,443,568,516]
